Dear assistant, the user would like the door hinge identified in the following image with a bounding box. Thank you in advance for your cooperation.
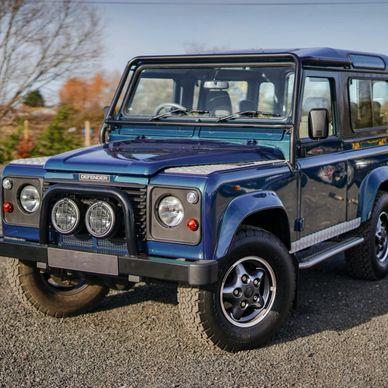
[294,217,305,232]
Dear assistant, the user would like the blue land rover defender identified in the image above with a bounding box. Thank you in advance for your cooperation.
[2,48,388,351]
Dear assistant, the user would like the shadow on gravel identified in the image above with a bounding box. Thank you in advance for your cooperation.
[97,254,388,345]
[98,282,178,312]
[274,254,388,343]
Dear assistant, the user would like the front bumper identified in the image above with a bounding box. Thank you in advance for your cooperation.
[0,238,218,286]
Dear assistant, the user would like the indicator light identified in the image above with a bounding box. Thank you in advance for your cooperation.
[186,191,199,204]
[2,179,12,190]
[187,218,199,231]
[3,202,14,213]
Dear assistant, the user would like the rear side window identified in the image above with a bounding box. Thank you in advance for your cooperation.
[258,82,275,112]
[349,79,388,130]
[228,81,248,113]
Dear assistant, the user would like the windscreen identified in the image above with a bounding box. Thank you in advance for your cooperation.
[122,63,295,123]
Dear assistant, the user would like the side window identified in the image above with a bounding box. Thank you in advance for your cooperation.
[300,77,334,139]
[128,78,175,115]
[228,81,248,112]
[193,80,200,110]
[284,73,295,115]
[373,81,388,125]
[258,82,275,112]
[349,78,388,129]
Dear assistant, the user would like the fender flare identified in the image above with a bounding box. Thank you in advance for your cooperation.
[358,166,388,222]
[214,191,288,259]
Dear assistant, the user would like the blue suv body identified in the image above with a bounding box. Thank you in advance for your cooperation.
[2,48,388,351]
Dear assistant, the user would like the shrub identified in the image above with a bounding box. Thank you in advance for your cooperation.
[32,105,81,157]
[23,90,45,108]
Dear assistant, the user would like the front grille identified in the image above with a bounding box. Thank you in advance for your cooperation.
[45,182,147,255]
[124,186,147,241]
[57,234,128,255]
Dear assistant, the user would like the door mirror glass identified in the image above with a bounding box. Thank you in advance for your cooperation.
[308,108,329,139]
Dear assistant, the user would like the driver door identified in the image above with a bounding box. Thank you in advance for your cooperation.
[297,73,347,237]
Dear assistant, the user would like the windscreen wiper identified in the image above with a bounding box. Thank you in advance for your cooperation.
[217,110,282,122]
[150,107,188,121]
[150,108,209,121]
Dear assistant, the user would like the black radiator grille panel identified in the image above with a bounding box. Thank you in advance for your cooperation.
[44,182,147,254]
[125,187,147,241]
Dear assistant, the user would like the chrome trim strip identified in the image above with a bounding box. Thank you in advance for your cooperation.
[164,160,284,175]
[290,217,361,253]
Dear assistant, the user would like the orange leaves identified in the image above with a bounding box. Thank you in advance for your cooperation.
[59,72,116,112]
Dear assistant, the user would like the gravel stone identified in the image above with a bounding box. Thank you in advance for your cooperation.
[0,254,387,387]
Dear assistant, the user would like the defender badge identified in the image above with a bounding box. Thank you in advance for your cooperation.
[79,173,110,182]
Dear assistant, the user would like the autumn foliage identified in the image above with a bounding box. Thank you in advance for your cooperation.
[0,72,119,164]
[59,73,118,112]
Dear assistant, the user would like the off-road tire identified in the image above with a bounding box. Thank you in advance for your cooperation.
[178,227,296,352]
[6,259,109,317]
[346,191,388,280]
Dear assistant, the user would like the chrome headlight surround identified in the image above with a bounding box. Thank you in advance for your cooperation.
[85,201,116,238]
[157,195,184,227]
[19,185,41,213]
[51,198,81,235]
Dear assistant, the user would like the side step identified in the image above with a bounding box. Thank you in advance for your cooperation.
[298,237,364,270]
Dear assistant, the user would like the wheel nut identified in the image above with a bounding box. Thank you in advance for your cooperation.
[233,288,240,297]
[240,301,247,308]
[241,275,249,283]
[253,295,258,302]
[253,279,259,287]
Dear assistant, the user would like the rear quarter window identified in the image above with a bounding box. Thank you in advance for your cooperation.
[349,78,388,130]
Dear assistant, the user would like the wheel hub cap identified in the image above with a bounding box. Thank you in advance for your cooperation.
[220,256,276,328]
[244,285,254,298]
[375,211,388,263]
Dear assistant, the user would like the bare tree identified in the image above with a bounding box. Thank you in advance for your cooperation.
[183,42,228,55]
[0,0,102,118]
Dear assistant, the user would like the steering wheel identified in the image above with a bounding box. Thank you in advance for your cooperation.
[153,103,187,116]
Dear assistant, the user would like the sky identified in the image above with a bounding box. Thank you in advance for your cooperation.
[94,0,388,73]
[41,0,388,103]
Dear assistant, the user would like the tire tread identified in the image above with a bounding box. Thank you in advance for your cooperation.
[6,258,108,317]
[178,226,296,352]
[346,192,388,280]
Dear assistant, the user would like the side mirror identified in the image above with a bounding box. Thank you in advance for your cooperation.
[308,108,329,139]
[103,106,110,120]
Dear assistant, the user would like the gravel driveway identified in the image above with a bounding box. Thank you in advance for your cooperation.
[0,254,387,387]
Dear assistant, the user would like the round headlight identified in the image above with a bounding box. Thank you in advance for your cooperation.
[85,201,115,238]
[20,185,40,213]
[158,196,184,227]
[51,198,80,234]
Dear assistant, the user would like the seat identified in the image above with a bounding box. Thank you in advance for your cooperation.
[350,102,359,128]
[205,90,232,116]
[239,99,256,112]
[373,101,382,126]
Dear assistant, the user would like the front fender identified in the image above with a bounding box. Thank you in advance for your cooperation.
[214,191,286,259]
[358,166,388,221]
